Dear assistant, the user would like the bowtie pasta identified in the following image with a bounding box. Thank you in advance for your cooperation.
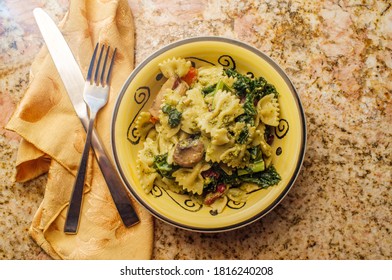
[136,57,281,213]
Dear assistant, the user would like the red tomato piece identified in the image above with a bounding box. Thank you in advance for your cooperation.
[182,67,198,86]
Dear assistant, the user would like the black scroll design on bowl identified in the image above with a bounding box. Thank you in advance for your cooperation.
[150,185,163,197]
[208,199,246,216]
[275,119,289,139]
[151,185,203,212]
[247,72,255,78]
[226,200,246,210]
[156,73,164,81]
[127,86,150,145]
[185,56,216,66]
[185,55,236,71]
[218,55,236,70]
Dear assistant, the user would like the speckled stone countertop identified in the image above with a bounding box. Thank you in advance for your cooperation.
[1,0,391,260]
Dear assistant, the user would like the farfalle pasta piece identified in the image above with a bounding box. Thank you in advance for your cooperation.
[220,144,250,168]
[205,142,234,163]
[220,75,237,88]
[157,111,182,138]
[211,127,230,145]
[179,88,207,134]
[172,162,210,195]
[162,89,183,107]
[155,130,178,162]
[253,123,272,158]
[136,159,158,193]
[211,90,244,125]
[196,65,224,86]
[145,128,158,141]
[209,196,228,214]
[154,176,184,194]
[138,138,158,166]
[136,138,159,192]
[197,113,215,136]
[135,111,154,139]
[239,182,260,193]
[257,93,280,126]
[227,188,248,203]
[159,57,191,78]
[206,138,247,167]
[185,88,207,110]
[180,107,201,134]
[198,90,244,137]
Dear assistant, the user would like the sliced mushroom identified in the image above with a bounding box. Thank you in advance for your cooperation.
[173,138,204,168]
[149,77,189,118]
[149,76,177,118]
[174,80,188,96]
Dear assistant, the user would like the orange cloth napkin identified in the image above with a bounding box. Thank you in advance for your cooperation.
[6,0,154,259]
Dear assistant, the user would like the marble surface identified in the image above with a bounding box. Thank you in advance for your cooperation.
[0,0,391,260]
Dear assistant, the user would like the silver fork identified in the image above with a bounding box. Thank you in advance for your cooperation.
[64,43,116,234]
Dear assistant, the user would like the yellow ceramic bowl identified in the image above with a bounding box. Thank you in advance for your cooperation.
[111,37,306,232]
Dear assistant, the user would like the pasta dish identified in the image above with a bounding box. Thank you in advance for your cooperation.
[135,57,281,213]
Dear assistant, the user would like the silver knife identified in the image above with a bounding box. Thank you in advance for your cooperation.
[33,8,139,227]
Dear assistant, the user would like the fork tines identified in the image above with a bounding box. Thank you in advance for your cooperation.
[87,43,117,87]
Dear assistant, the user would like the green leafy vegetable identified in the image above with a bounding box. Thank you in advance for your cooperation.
[224,68,268,98]
[202,80,232,97]
[162,104,182,128]
[237,160,265,176]
[251,160,266,173]
[224,68,252,97]
[262,83,279,97]
[202,84,216,96]
[153,153,178,178]
[248,146,262,161]
[225,69,278,126]
[236,125,249,144]
[239,165,281,189]
[202,163,280,192]
[213,80,232,94]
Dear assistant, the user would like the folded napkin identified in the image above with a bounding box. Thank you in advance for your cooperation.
[6,0,153,259]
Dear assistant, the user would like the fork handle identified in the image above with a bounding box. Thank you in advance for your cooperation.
[64,115,95,234]
[89,124,140,227]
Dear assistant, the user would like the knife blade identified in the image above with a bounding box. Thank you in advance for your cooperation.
[33,8,139,227]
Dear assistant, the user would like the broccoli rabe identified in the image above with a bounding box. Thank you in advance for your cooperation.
[237,160,265,176]
[201,84,216,95]
[153,153,178,178]
[202,163,281,194]
[224,68,278,126]
[202,79,232,97]
[236,125,249,144]
[162,104,182,128]
[239,165,281,189]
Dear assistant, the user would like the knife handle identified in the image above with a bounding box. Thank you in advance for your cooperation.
[90,127,140,227]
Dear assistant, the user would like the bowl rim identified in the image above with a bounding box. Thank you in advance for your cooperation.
[111,36,307,232]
